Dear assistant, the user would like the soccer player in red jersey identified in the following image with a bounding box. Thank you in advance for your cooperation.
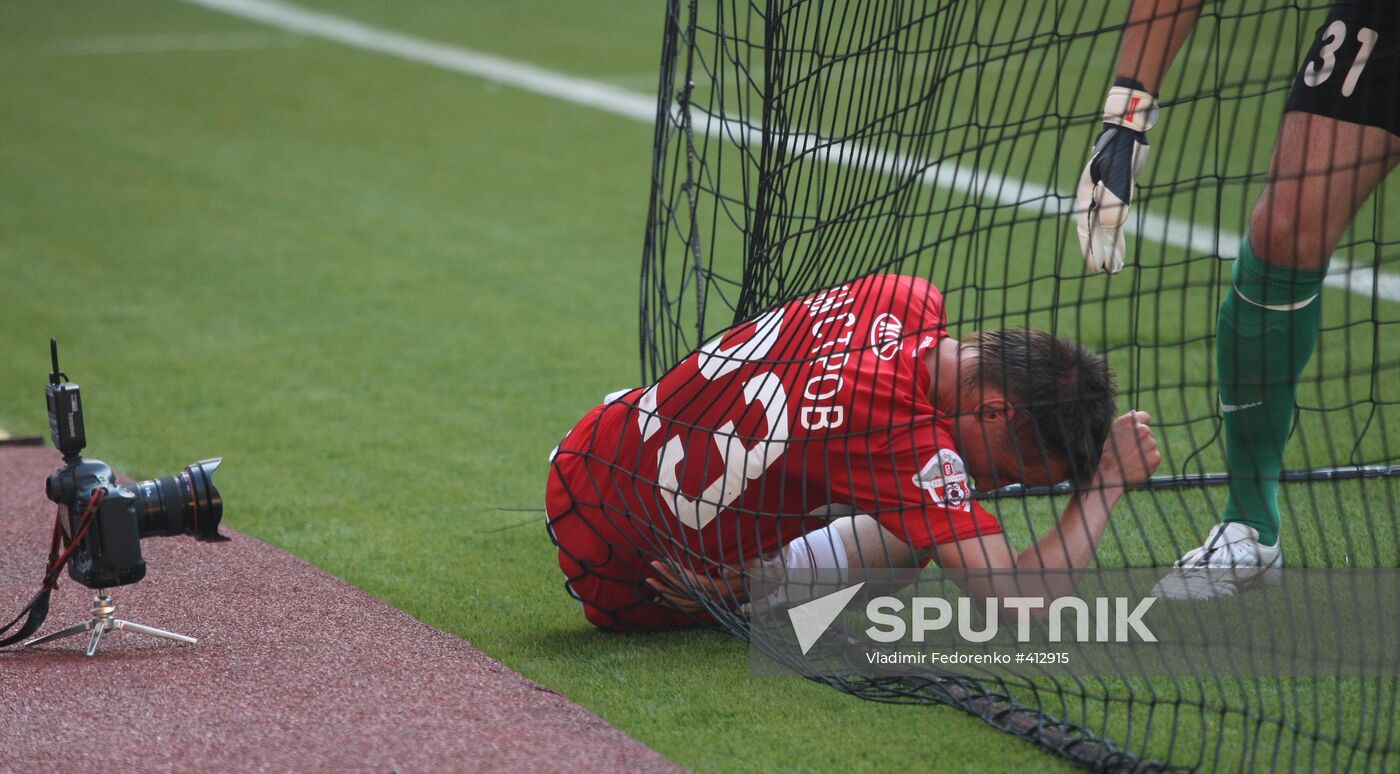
[546,274,1160,631]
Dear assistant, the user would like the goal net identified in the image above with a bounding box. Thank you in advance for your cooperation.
[627,0,1400,769]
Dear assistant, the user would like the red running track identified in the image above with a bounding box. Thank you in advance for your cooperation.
[0,445,677,772]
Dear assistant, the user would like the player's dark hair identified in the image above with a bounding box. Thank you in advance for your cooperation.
[965,329,1116,487]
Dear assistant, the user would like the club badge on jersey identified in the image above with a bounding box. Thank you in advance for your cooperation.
[912,448,972,510]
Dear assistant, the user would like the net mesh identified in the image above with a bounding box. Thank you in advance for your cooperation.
[552,0,1400,768]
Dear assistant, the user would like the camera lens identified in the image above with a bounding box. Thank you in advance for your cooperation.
[132,458,225,541]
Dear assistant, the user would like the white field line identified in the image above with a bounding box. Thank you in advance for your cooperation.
[181,0,656,122]
[45,32,302,55]
[180,0,1399,304]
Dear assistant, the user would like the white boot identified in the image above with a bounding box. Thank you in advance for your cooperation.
[1151,522,1282,600]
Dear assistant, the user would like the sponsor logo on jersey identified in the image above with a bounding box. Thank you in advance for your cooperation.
[870,313,904,361]
[912,448,970,509]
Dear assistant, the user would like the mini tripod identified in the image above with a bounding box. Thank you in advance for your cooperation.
[24,591,197,657]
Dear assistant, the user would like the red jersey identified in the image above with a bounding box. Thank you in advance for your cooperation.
[546,274,1002,630]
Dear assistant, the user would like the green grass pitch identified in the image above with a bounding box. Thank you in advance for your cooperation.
[0,1,1394,771]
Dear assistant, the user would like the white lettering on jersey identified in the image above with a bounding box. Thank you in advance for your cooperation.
[697,309,784,380]
[799,311,855,431]
[640,307,782,441]
[802,285,855,316]
[655,313,791,530]
[636,382,662,442]
[658,373,790,530]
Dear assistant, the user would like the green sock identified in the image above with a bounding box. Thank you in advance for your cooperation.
[1217,234,1327,547]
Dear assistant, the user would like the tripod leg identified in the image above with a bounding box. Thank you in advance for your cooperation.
[113,619,197,645]
[24,620,95,648]
[86,621,107,657]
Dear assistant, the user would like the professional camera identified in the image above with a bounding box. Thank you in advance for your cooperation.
[44,339,226,589]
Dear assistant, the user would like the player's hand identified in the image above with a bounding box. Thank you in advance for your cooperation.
[1075,86,1158,274]
[1094,410,1161,491]
[646,560,751,615]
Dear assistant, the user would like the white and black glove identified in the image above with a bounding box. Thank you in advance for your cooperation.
[1075,81,1159,274]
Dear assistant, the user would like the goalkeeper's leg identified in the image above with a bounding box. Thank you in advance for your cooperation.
[1157,113,1399,600]
[1223,114,1399,543]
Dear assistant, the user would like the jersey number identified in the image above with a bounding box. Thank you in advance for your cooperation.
[1303,21,1378,98]
[643,311,791,530]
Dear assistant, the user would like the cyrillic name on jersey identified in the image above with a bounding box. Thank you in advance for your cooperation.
[800,285,855,432]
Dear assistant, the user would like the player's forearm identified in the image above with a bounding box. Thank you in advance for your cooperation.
[1116,0,1205,94]
[986,413,1157,600]
[1016,479,1125,572]
[976,482,1123,602]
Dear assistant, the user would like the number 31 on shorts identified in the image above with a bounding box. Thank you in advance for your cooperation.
[1303,21,1378,98]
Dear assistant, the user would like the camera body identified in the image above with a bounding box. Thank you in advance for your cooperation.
[46,457,225,589]
[43,340,225,590]
[48,460,148,588]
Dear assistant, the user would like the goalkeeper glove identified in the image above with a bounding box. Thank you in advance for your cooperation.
[1075,82,1159,274]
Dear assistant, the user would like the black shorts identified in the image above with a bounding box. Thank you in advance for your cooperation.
[1285,0,1400,137]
